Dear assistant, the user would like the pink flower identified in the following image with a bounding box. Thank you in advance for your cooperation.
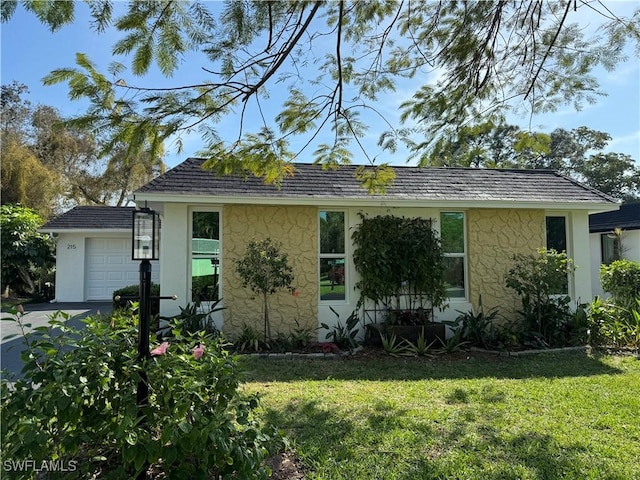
[292,290,300,297]
[150,342,169,356]
[193,343,205,360]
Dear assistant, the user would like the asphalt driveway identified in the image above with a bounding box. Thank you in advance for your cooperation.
[1,302,112,378]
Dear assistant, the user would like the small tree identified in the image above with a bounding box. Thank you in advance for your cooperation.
[600,260,640,309]
[506,248,575,345]
[0,204,55,296]
[235,238,295,342]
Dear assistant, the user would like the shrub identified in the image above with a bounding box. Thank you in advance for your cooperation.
[588,297,640,349]
[506,249,577,347]
[447,298,500,349]
[1,307,281,479]
[0,204,54,297]
[600,260,640,309]
[352,214,447,311]
[112,283,161,315]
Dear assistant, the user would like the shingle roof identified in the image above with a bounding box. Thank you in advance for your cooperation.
[135,158,616,205]
[42,206,135,231]
[589,203,640,233]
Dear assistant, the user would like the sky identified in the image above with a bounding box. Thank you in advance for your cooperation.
[1,1,639,171]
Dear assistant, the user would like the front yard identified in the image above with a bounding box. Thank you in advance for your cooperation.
[242,351,640,480]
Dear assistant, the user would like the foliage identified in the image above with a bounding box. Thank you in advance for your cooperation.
[233,323,267,353]
[112,283,160,316]
[600,260,640,309]
[588,297,640,349]
[165,300,223,338]
[352,214,447,312]
[235,238,295,343]
[422,123,639,201]
[320,307,360,352]
[506,249,577,347]
[404,328,438,356]
[447,299,500,349]
[380,332,409,357]
[1,307,281,479]
[1,81,163,212]
[4,3,638,189]
[0,204,55,296]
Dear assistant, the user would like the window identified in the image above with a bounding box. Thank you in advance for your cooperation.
[440,212,466,299]
[191,211,220,302]
[601,234,617,265]
[546,216,567,253]
[319,211,346,301]
[546,215,569,294]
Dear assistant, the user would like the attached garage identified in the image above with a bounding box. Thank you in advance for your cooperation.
[40,206,160,302]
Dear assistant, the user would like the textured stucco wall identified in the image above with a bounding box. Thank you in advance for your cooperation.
[222,205,318,338]
[467,209,545,318]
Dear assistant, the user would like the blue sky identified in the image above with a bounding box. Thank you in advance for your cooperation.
[1,2,639,170]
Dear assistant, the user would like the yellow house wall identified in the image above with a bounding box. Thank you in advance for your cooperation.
[467,209,545,318]
[222,205,318,339]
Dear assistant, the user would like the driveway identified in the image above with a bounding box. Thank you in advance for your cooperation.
[1,302,112,378]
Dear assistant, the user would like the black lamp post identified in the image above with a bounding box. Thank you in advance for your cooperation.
[131,207,160,408]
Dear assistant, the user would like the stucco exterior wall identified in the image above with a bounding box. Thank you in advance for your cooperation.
[467,209,545,318]
[222,205,318,339]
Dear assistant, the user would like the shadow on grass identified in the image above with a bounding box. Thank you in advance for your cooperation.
[240,349,624,382]
[261,392,626,480]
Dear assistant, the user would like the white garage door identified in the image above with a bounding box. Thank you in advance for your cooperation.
[85,238,159,300]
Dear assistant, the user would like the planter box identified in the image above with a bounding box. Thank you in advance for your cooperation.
[365,323,446,347]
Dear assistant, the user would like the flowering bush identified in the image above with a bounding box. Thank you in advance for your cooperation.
[1,307,282,479]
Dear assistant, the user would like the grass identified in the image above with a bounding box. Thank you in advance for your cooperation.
[241,351,640,480]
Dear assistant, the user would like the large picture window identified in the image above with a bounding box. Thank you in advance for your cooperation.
[191,211,220,302]
[319,211,346,301]
[440,212,466,299]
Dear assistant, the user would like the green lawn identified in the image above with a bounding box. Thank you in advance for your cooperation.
[241,351,640,480]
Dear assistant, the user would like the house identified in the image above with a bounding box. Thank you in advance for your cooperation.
[40,206,159,302]
[125,158,617,338]
[589,203,640,298]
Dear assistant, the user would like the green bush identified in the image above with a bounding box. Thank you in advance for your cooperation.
[600,260,640,308]
[506,249,578,347]
[112,283,160,315]
[588,297,640,349]
[1,307,281,479]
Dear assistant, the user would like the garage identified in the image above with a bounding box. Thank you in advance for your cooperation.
[85,238,141,300]
[40,206,161,302]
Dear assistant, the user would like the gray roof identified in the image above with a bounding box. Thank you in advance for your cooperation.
[135,158,616,206]
[42,206,135,231]
[589,203,640,233]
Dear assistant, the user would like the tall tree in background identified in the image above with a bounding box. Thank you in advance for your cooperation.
[0,82,164,218]
[424,122,639,201]
[2,1,638,188]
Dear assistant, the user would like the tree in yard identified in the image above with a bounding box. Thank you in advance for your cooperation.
[0,82,164,215]
[235,239,295,343]
[2,1,638,188]
[0,204,55,297]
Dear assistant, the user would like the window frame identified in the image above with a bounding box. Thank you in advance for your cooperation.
[545,213,571,296]
[439,211,468,302]
[318,209,348,304]
[189,207,222,304]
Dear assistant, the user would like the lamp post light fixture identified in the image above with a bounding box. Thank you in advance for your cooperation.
[131,207,160,415]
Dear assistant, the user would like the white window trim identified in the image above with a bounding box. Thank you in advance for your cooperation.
[545,212,573,298]
[189,206,223,304]
[319,209,348,304]
[439,211,468,302]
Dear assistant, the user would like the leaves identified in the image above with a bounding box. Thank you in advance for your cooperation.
[5,0,640,188]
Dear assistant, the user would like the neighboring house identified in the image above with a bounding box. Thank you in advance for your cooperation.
[128,158,617,338]
[589,203,640,298]
[40,206,159,302]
